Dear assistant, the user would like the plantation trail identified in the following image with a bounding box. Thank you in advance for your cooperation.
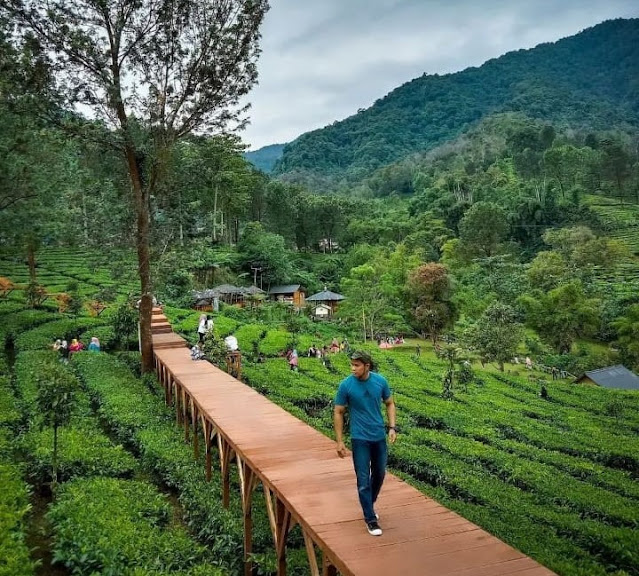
[2,338,66,576]
[25,492,70,576]
[151,308,557,576]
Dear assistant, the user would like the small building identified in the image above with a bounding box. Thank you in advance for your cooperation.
[268,284,305,308]
[193,284,265,310]
[313,303,332,318]
[575,365,639,391]
[306,288,345,316]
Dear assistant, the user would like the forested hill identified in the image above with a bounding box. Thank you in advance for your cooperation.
[273,18,639,190]
[244,143,286,173]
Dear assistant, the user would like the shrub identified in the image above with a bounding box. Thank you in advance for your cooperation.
[20,425,137,485]
[0,377,20,429]
[14,317,105,352]
[79,325,116,351]
[0,459,36,576]
[111,301,137,347]
[48,477,214,575]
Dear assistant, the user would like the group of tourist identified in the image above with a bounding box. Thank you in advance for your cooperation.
[307,337,350,359]
[376,335,404,349]
[52,336,100,362]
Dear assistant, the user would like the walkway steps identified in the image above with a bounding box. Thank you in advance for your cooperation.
[151,317,556,576]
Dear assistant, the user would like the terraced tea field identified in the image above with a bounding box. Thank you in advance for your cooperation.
[2,252,639,575]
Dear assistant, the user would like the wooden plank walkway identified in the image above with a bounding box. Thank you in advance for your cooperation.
[151,309,556,576]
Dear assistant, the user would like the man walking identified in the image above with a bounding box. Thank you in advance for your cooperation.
[334,351,396,536]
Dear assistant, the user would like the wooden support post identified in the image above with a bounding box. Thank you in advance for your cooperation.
[162,365,168,402]
[265,485,277,546]
[275,497,294,576]
[302,529,320,576]
[237,455,259,576]
[226,351,242,380]
[161,373,171,406]
[322,553,337,576]
[218,435,232,508]
[191,404,199,460]
[175,383,181,426]
[203,419,213,482]
[183,390,190,443]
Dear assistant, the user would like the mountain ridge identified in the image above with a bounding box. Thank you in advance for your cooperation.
[271,18,639,190]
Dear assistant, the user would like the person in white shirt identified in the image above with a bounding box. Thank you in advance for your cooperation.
[197,314,207,343]
[224,334,239,352]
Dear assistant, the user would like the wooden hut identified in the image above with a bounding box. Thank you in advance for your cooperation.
[268,284,306,308]
[306,288,345,316]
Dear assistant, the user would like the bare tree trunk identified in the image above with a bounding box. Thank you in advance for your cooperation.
[123,144,154,374]
[213,183,218,242]
[178,189,184,247]
[27,240,37,283]
[82,190,89,245]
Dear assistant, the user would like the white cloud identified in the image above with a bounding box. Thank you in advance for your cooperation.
[241,0,638,149]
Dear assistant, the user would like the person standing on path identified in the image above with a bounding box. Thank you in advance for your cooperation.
[333,351,396,536]
[197,314,207,344]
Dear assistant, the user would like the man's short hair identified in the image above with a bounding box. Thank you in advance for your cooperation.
[350,350,375,370]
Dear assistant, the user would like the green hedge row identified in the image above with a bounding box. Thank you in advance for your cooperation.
[13,350,137,486]
[13,351,92,423]
[48,477,226,576]
[15,316,106,352]
[240,351,639,576]
[19,426,137,486]
[0,377,35,576]
[72,353,310,575]
[0,309,61,346]
[0,456,36,576]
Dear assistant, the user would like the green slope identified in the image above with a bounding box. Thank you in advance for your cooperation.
[274,18,639,189]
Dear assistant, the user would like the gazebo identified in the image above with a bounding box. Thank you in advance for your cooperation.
[306,288,345,316]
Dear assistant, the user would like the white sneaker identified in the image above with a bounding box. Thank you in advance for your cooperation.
[366,521,382,536]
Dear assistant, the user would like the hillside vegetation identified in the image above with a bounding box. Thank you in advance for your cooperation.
[274,19,639,190]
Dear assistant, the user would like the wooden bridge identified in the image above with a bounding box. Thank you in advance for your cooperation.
[150,308,556,576]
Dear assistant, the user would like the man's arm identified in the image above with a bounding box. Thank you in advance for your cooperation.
[334,404,348,457]
[384,396,397,444]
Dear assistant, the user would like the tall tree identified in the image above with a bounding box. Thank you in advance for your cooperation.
[458,201,509,258]
[519,281,600,354]
[467,302,523,371]
[406,263,456,343]
[6,0,269,372]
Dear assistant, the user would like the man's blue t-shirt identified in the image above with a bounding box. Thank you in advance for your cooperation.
[335,372,391,441]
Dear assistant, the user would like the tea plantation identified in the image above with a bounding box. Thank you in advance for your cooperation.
[1,249,638,576]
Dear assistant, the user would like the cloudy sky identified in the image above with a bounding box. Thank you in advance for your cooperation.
[241,0,638,150]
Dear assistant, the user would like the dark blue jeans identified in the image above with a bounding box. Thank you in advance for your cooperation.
[351,438,387,523]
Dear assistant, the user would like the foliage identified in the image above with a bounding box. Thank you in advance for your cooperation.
[406,263,456,342]
[458,202,509,258]
[612,304,639,371]
[25,280,47,308]
[20,425,137,485]
[48,477,214,575]
[36,362,78,490]
[111,301,138,348]
[201,333,230,368]
[0,458,36,576]
[466,302,524,371]
[519,281,601,353]
[273,19,639,189]
[238,222,292,285]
